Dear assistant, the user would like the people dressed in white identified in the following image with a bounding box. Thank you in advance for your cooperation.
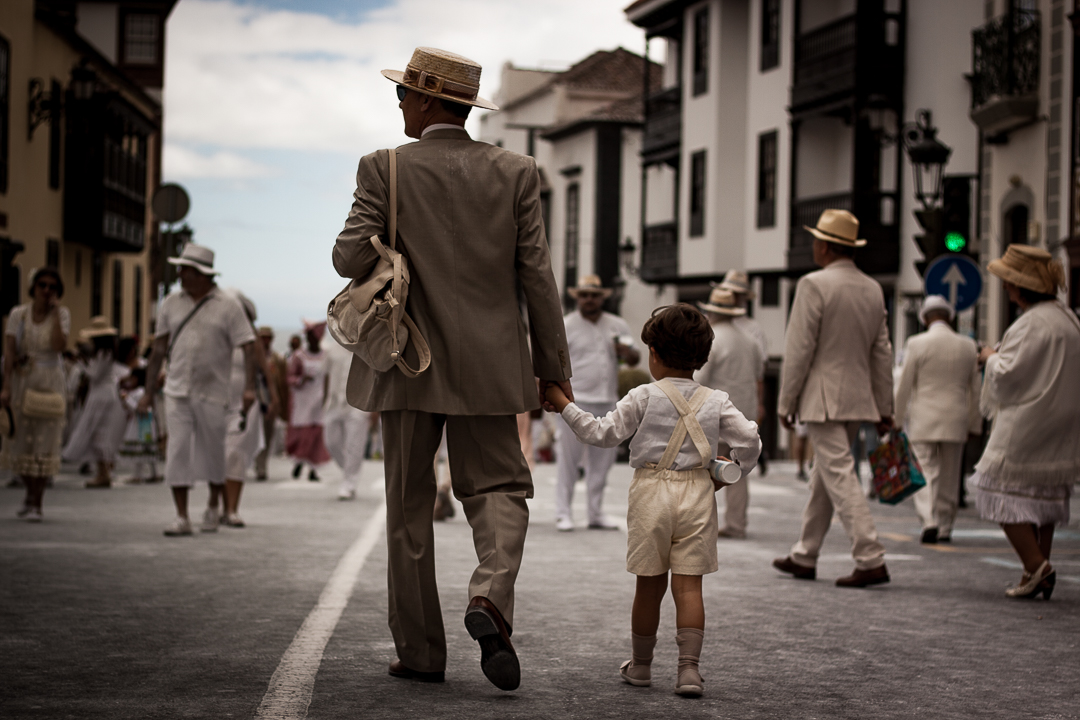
[321,337,371,500]
[555,275,639,531]
[286,321,330,481]
[695,288,763,539]
[718,269,769,474]
[894,295,981,543]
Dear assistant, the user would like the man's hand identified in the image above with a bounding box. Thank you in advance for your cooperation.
[978,345,997,366]
[242,389,256,415]
[780,414,795,431]
[538,379,573,413]
[135,393,153,416]
[875,416,894,436]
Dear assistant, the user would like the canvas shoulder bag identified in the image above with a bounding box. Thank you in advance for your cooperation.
[326,149,431,378]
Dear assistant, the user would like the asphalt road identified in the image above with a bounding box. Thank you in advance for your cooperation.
[2,456,1078,720]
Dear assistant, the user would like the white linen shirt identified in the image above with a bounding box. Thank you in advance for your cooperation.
[564,310,636,404]
[561,378,761,472]
[156,287,255,406]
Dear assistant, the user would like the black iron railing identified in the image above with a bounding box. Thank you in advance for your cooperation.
[641,222,678,281]
[971,9,1040,108]
[793,15,857,87]
[643,87,681,159]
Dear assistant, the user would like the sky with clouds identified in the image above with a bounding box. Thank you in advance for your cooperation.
[161,0,650,328]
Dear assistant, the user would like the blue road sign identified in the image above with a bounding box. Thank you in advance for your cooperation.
[924,255,982,312]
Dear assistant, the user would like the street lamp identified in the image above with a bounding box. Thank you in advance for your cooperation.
[902,109,952,211]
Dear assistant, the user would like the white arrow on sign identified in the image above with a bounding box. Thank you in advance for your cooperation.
[941,262,967,307]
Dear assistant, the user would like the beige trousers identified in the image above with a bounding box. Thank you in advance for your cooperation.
[717,442,748,535]
[381,410,533,673]
[910,440,963,536]
[791,421,886,570]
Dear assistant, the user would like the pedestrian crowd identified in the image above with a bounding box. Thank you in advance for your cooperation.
[2,43,1078,703]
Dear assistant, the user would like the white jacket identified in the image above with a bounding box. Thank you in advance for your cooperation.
[894,322,981,443]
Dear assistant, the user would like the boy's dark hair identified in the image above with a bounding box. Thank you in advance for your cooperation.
[439,98,472,119]
[640,303,714,371]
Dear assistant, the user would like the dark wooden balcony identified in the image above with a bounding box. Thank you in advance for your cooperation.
[641,221,678,282]
[642,87,681,164]
[789,191,899,275]
[970,9,1040,136]
[791,3,903,116]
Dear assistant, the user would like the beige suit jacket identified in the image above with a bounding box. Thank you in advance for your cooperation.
[777,259,893,423]
[332,128,570,415]
[894,322,982,443]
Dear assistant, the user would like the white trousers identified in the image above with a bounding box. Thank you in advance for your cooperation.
[164,395,227,488]
[717,441,749,535]
[324,405,370,493]
[555,402,617,524]
[910,440,964,536]
[791,421,886,570]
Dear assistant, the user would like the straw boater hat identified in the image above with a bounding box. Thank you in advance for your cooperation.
[567,274,613,299]
[79,315,118,342]
[167,243,220,277]
[717,269,755,299]
[987,244,1066,295]
[804,208,866,247]
[381,47,499,111]
[919,294,955,324]
[698,287,746,316]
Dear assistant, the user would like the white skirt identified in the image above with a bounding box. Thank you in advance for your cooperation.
[968,470,1072,526]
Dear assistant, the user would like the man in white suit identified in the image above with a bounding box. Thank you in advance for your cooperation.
[773,209,894,588]
[894,295,981,544]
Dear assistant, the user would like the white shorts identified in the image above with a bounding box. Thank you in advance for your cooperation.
[626,466,719,576]
[164,395,227,487]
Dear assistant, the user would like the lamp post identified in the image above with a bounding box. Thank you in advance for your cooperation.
[902,110,953,276]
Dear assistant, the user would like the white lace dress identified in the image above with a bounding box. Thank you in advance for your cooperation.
[1,304,70,477]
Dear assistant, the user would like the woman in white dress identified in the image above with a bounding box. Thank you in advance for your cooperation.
[972,245,1080,600]
[1,268,70,521]
[286,321,329,481]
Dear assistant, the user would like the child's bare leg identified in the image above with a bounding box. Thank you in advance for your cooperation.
[631,573,668,635]
[671,574,705,696]
[670,574,704,630]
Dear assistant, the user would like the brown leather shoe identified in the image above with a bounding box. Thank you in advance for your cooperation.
[772,556,816,580]
[835,564,890,588]
[464,596,520,691]
[388,659,444,683]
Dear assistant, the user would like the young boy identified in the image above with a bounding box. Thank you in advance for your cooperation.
[545,304,760,697]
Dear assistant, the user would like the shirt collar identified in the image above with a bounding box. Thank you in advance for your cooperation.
[422,123,465,137]
[929,319,951,330]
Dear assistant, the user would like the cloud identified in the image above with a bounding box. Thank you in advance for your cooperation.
[164,0,648,153]
[162,144,278,179]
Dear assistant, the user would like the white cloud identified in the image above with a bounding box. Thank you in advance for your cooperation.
[164,0,648,153]
[162,143,277,178]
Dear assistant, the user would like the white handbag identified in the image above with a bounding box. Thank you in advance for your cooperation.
[326,149,431,378]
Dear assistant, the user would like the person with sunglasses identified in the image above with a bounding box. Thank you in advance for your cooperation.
[1,267,70,522]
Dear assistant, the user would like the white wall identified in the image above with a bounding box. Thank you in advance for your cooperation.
[548,129,599,292]
[800,0,856,32]
[76,2,118,64]
[794,116,853,197]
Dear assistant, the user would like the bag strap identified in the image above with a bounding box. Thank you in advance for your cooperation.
[167,294,213,360]
[387,148,398,251]
[654,379,713,471]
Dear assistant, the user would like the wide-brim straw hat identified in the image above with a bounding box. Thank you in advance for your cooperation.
[987,244,1066,295]
[567,274,613,299]
[717,269,754,299]
[79,315,118,341]
[804,208,866,247]
[919,294,955,324]
[698,287,746,316]
[382,47,498,111]
[168,243,220,277]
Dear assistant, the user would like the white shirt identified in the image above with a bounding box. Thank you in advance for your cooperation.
[564,310,635,404]
[561,378,761,472]
[321,338,354,412]
[156,287,255,406]
[695,320,763,418]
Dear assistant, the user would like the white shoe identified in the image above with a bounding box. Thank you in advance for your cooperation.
[223,513,245,528]
[587,516,620,530]
[23,507,43,523]
[337,487,356,500]
[200,507,220,533]
[164,517,193,536]
[556,517,574,532]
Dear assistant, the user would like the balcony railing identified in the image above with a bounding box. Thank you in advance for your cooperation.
[970,9,1040,136]
[641,222,678,281]
[789,191,899,274]
[793,15,857,94]
[642,87,681,163]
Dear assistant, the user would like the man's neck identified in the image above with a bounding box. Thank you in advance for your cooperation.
[185,284,214,302]
[422,122,465,137]
[579,310,602,323]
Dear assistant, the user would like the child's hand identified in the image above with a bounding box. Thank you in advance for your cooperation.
[544,383,571,413]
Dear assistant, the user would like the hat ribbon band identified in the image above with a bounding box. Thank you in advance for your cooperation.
[403,65,478,101]
[813,226,857,243]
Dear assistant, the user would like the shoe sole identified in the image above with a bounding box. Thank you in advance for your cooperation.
[773,559,816,580]
[164,530,193,536]
[464,608,520,691]
[675,684,703,697]
[836,576,890,588]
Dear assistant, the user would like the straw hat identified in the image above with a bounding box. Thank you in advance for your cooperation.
[717,269,754,299]
[303,319,327,343]
[919,294,955,324]
[167,243,220,277]
[567,274,613,299]
[698,287,746,316]
[382,47,498,111]
[987,244,1066,295]
[79,315,118,342]
[257,326,275,338]
[804,208,866,247]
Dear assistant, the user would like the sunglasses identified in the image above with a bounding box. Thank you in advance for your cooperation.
[396,85,408,102]
[36,282,58,292]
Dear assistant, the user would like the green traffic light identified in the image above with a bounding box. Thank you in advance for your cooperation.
[945,231,967,252]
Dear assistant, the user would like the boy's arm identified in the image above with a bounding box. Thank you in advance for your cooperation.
[559,387,646,449]
[716,395,762,473]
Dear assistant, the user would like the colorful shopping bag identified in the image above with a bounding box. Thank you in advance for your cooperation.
[869,430,926,505]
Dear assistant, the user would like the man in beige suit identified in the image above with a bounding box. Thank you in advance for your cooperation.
[894,295,981,544]
[773,209,893,587]
[333,47,571,691]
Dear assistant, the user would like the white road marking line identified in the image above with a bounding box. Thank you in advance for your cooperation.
[254,502,386,720]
